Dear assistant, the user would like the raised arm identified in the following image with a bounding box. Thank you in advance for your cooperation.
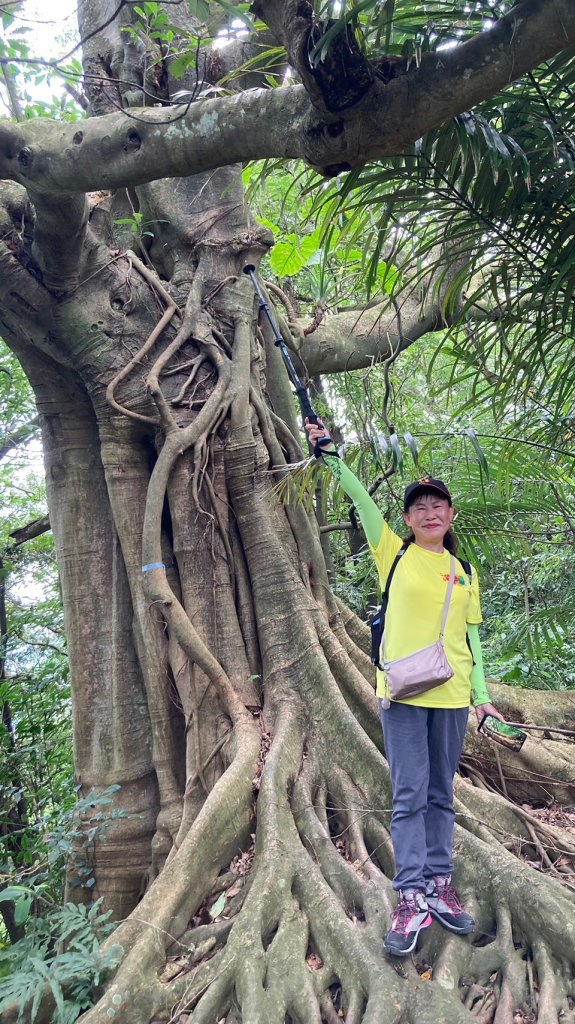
[305,419,384,549]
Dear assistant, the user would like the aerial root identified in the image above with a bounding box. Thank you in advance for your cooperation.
[320,991,343,1024]
[170,708,306,1022]
[531,936,572,1024]
[316,617,383,752]
[445,829,575,1021]
[75,703,260,1024]
[87,705,575,1024]
[105,250,181,425]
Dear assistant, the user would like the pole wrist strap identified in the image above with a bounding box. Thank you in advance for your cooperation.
[314,441,340,459]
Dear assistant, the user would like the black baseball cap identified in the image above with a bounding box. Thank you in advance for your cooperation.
[403,477,452,511]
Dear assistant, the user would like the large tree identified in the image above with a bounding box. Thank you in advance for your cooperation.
[1,2,575,1021]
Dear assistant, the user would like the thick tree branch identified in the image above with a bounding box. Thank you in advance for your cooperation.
[296,293,442,375]
[1,0,574,188]
[28,190,89,292]
[8,514,51,547]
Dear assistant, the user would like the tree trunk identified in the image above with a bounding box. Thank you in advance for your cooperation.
[1,4,575,1022]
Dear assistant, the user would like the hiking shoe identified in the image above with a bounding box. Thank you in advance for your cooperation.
[425,876,475,934]
[384,890,432,957]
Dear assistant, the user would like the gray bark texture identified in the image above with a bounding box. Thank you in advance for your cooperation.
[1,3,575,1022]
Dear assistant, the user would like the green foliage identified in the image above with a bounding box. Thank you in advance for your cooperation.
[301,47,575,421]
[120,0,262,90]
[0,5,84,123]
[0,343,74,917]
[0,899,123,1023]
[244,160,402,308]
[0,340,36,445]
[113,211,170,244]
[269,229,322,278]
[285,1,513,86]
[481,548,575,688]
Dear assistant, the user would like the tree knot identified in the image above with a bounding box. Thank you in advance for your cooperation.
[18,147,33,168]
[124,130,142,152]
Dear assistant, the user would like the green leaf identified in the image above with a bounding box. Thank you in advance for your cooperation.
[168,54,194,80]
[0,885,34,902]
[13,895,32,925]
[254,216,280,239]
[389,432,403,469]
[209,892,226,918]
[188,0,210,20]
[269,232,320,277]
[463,428,489,479]
[376,260,399,294]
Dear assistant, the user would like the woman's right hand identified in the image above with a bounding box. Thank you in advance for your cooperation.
[304,418,336,451]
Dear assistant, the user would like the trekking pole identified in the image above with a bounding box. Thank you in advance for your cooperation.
[243,264,332,451]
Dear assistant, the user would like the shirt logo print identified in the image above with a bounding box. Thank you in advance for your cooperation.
[442,574,467,586]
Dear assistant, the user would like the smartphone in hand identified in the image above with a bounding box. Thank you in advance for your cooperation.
[478,715,527,752]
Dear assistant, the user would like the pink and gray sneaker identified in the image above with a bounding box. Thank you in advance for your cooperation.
[384,889,432,956]
[425,875,475,934]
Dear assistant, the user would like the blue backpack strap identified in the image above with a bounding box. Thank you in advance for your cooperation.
[368,547,406,670]
[382,548,406,603]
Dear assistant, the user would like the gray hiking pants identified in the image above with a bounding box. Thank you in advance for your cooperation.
[379,700,469,893]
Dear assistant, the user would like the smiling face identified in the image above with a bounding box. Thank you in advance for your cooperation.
[403,491,455,551]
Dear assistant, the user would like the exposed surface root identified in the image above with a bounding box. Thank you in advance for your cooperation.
[86,700,575,1024]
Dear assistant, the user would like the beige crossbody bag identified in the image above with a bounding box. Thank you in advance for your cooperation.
[382,554,456,701]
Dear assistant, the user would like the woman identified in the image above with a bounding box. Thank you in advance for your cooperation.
[305,419,504,957]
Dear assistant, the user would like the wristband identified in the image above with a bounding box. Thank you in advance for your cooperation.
[314,441,340,459]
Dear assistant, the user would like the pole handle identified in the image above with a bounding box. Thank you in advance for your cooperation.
[303,408,334,450]
[297,390,316,422]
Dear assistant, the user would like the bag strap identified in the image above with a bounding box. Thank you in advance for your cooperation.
[439,555,456,641]
[381,550,455,662]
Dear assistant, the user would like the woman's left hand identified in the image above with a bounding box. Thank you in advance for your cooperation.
[474,702,506,728]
